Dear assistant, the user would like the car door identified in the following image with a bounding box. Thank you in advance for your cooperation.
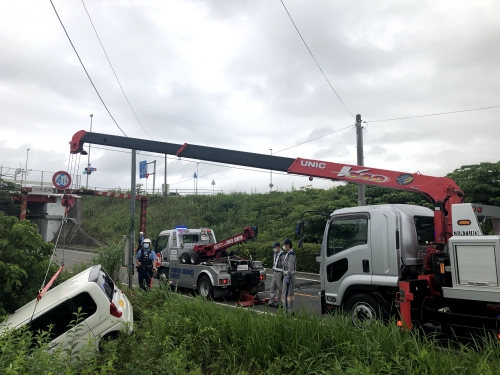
[28,298,95,353]
[322,214,371,306]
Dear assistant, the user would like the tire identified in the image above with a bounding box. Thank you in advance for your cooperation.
[220,250,229,257]
[229,251,238,257]
[344,293,384,328]
[98,331,120,352]
[158,268,169,285]
[190,252,200,265]
[181,252,190,264]
[197,275,214,299]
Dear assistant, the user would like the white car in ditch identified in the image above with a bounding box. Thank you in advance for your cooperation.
[0,265,133,352]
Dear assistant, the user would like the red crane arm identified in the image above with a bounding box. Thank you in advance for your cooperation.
[194,226,256,258]
[288,158,463,206]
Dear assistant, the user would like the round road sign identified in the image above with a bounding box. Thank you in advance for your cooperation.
[52,171,72,190]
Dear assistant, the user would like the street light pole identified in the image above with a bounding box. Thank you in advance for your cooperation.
[196,163,199,195]
[269,149,273,192]
[24,149,30,187]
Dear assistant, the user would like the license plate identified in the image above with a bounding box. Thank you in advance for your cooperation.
[119,299,125,308]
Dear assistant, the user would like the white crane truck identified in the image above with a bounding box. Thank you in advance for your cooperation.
[69,127,500,337]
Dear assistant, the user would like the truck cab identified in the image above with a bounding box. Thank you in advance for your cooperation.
[319,204,434,320]
[154,227,216,280]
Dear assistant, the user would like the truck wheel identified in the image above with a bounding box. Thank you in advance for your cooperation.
[181,252,190,264]
[158,268,169,285]
[220,250,229,257]
[190,253,200,265]
[344,293,383,328]
[197,275,214,299]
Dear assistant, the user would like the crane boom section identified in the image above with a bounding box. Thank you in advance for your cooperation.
[69,130,464,242]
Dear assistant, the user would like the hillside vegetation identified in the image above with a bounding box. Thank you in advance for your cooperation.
[80,160,500,272]
[81,183,431,273]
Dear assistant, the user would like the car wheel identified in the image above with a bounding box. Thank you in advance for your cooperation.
[190,252,200,265]
[197,275,214,299]
[98,331,120,352]
[344,293,383,328]
[181,252,190,264]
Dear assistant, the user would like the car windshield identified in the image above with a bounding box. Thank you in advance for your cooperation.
[89,266,115,301]
[414,216,435,245]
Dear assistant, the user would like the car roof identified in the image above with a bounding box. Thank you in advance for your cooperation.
[0,265,101,330]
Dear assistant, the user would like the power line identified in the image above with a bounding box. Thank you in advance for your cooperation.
[49,0,127,137]
[280,0,354,118]
[81,0,152,140]
[274,124,353,154]
[369,105,500,123]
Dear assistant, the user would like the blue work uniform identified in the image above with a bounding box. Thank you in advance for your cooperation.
[135,248,157,290]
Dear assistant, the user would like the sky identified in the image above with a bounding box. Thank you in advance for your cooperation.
[1,0,499,195]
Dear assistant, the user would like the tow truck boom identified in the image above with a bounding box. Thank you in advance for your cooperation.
[69,130,463,243]
[194,226,257,258]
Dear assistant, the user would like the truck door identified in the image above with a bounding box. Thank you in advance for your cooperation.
[155,234,171,261]
[322,214,371,307]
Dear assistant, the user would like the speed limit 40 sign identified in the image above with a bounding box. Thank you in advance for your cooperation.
[52,171,72,190]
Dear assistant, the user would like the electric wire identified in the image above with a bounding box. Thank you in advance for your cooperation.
[274,124,354,154]
[369,105,500,123]
[49,0,127,137]
[81,0,152,140]
[280,0,354,118]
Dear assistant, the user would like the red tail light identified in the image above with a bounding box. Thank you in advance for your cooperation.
[260,275,266,281]
[110,302,122,318]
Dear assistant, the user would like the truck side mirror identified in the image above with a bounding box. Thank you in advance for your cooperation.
[296,221,304,236]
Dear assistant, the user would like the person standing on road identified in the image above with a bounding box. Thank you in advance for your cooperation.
[135,238,157,291]
[281,238,296,314]
[268,241,284,308]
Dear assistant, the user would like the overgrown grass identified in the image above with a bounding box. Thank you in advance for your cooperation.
[4,286,497,374]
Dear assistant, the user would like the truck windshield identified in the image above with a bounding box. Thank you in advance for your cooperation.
[414,216,435,245]
[183,234,199,243]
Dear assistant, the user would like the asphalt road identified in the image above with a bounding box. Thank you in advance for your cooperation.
[56,248,322,315]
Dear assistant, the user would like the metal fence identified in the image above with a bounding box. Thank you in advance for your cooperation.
[0,166,223,196]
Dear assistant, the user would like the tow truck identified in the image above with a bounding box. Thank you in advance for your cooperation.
[69,129,500,337]
[153,226,266,302]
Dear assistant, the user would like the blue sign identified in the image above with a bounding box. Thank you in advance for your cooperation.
[139,161,148,179]
[193,172,197,178]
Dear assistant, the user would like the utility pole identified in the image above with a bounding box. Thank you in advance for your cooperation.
[356,114,365,206]
[86,114,93,189]
[152,160,156,194]
[128,150,136,289]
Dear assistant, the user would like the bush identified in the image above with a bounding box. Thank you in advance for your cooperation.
[0,212,57,315]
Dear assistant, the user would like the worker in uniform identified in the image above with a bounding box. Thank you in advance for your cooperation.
[137,231,145,252]
[135,238,157,291]
[268,241,284,308]
[281,238,296,315]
